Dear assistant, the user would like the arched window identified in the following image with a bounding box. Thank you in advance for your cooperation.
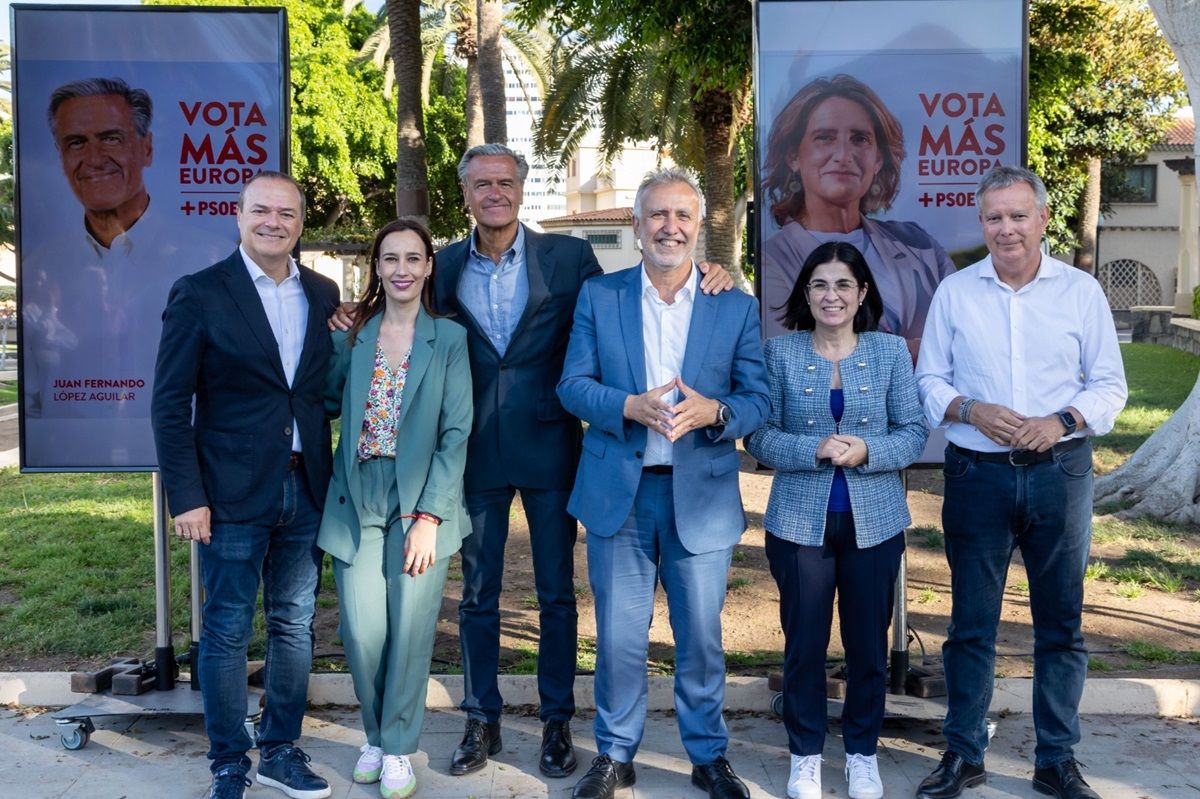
[1095,259,1163,309]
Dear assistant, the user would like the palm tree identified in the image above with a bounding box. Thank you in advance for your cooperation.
[385,0,430,220]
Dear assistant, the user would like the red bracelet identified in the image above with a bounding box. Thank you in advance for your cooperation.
[400,511,442,526]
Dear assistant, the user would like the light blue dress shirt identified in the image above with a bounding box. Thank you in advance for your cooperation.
[456,225,529,356]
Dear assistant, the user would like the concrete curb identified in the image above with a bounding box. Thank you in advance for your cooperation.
[3,673,1197,717]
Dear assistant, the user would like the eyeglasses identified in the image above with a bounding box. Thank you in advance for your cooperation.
[805,280,860,296]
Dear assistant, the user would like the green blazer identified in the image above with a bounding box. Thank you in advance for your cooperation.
[317,309,473,565]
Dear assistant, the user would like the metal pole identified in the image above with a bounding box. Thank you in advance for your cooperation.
[190,541,203,691]
[152,473,175,691]
[889,469,910,695]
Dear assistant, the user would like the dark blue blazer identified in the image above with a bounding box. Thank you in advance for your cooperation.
[435,225,602,493]
[152,249,341,522]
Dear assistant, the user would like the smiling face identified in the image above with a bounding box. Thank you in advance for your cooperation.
[236,177,304,269]
[807,259,867,333]
[53,94,152,214]
[633,180,702,273]
[376,230,433,308]
[979,181,1049,283]
[461,154,524,236]
[788,96,883,214]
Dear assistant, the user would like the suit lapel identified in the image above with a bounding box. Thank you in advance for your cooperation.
[442,234,494,354]
[343,313,381,476]
[220,252,287,385]
[680,276,717,388]
[619,265,648,394]
[395,310,435,432]
[509,227,553,347]
[294,266,332,386]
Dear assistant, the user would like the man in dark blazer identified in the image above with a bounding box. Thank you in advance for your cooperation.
[152,171,339,799]
[435,144,733,779]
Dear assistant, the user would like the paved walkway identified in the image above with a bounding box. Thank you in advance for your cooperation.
[3,705,1198,798]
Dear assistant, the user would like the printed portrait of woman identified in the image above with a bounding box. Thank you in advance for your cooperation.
[760,74,956,358]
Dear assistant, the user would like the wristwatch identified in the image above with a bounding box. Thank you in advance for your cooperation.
[715,402,731,427]
[1056,409,1078,436]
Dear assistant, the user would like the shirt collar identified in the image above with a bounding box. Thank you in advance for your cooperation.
[81,201,154,257]
[978,250,1062,289]
[240,245,300,285]
[470,224,526,265]
[641,260,698,303]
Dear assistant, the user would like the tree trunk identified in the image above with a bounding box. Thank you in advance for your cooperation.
[387,0,429,221]
[1074,156,1101,272]
[453,7,484,148]
[1095,374,1200,523]
[477,0,506,144]
[692,87,745,288]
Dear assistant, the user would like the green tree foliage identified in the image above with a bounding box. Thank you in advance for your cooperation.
[0,119,14,249]
[424,54,470,240]
[147,0,398,228]
[1029,0,1185,254]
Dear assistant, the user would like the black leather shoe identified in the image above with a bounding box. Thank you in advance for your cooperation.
[1033,759,1101,799]
[449,719,502,776]
[539,719,578,777]
[691,756,750,799]
[916,751,986,799]
[572,754,636,799]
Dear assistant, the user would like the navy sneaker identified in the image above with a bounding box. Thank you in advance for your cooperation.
[256,744,332,799]
[209,765,251,799]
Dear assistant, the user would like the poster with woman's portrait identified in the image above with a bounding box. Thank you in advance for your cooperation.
[755,0,1026,354]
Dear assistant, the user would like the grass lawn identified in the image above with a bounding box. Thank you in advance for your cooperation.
[0,381,15,405]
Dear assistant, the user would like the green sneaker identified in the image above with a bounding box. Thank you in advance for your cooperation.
[353,744,383,784]
[380,754,416,799]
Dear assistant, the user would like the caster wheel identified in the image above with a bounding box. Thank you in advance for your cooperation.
[60,725,90,750]
[770,692,784,716]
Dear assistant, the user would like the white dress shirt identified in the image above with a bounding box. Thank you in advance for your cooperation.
[641,262,698,466]
[241,245,309,452]
[915,253,1127,452]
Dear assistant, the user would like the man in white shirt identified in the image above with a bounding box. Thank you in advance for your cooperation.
[914,166,1127,799]
[557,169,769,799]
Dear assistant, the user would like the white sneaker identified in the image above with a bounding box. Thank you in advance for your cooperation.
[845,753,883,799]
[353,744,384,784]
[788,754,822,799]
[379,754,416,799]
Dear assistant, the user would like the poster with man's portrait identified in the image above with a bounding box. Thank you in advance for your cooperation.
[14,6,289,470]
[755,0,1026,349]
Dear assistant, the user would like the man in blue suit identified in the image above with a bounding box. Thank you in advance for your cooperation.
[152,172,339,799]
[558,168,769,799]
[431,144,733,779]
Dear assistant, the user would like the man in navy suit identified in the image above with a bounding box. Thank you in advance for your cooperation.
[557,168,769,799]
[434,144,734,779]
[152,172,339,799]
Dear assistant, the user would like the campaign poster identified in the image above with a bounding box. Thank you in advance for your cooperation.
[754,0,1026,345]
[14,6,289,471]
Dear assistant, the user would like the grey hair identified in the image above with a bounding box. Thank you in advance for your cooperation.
[49,77,153,139]
[238,170,307,217]
[457,143,530,184]
[976,165,1048,211]
[632,168,706,221]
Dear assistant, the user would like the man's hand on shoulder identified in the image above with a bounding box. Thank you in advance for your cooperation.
[174,506,212,545]
[327,301,358,332]
[696,261,735,295]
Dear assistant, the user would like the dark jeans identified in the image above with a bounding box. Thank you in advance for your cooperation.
[766,513,904,757]
[458,485,578,723]
[199,467,323,773]
[940,441,1094,769]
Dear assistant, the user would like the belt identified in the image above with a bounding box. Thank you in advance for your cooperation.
[287,452,304,471]
[643,464,673,475]
[948,436,1086,466]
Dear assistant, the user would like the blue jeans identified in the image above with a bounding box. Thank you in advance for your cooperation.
[199,467,323,773]
[940,441,1093,769]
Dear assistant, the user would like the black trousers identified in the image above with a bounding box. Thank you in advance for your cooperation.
[766,512,904,756]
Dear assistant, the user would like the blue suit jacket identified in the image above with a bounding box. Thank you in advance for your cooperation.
[557,265,769,554]
[435,225,602,493]
[317,310,473,565]
[152,250,340,522]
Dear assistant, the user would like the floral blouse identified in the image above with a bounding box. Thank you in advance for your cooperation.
[356,344,411,461]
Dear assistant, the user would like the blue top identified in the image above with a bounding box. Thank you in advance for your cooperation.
[457,224,529,356]
[827,389,851,512]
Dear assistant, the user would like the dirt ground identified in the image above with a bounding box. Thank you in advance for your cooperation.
[310,446,1200,682]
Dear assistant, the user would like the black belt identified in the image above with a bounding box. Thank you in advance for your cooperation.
[643,464,673,475]
[949,436,1086,466]
[287,452,304,471]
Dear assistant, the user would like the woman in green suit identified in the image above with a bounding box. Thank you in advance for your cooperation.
[318,218,472,799]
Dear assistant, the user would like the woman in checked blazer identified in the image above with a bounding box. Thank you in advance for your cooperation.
[747,241,927,799]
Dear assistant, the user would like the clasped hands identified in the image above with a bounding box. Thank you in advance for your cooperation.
[967,401,1065,452]
[624,377,720,442]
[817,434,868,468]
